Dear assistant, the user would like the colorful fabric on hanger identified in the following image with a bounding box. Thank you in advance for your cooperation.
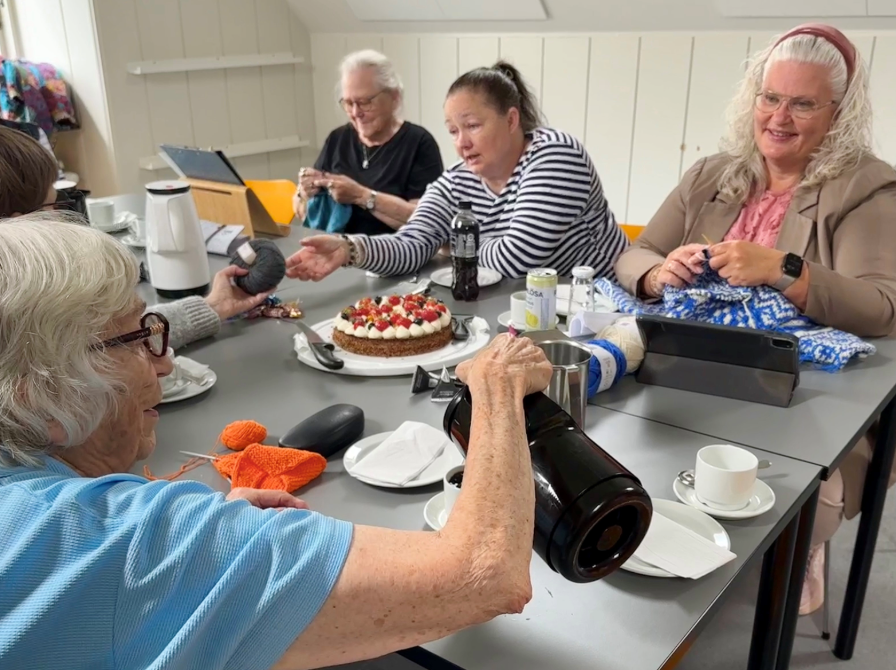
[0,58,77,134]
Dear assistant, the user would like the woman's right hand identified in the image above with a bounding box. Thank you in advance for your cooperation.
[456,334,554,397]
[285,235,350,281]
[644,243,708,297]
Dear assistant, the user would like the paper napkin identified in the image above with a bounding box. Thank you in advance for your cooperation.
[350,421,449,486]
[175,356,213,386]
[632,512,736,579]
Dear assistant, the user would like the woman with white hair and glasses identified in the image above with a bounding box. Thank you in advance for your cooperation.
[615,24,896,614]
[292,49,443,236]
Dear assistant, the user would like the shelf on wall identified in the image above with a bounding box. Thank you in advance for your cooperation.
[139,136,310,171]
[127,53,304,76]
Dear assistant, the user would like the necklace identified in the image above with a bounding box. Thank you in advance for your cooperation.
[361,143,384,169]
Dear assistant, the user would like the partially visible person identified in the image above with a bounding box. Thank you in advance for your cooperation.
[286,61,627,282]
[0,215,553,669]
[0,126,272,347]
[292,50,443,236]
[614,23,896,614]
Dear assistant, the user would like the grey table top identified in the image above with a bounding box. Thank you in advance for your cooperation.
[123,217,822,670]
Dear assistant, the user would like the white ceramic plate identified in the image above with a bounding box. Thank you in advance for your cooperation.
[293,317,491,377]
[620,499,731,578]
[424,492,448,530]
[158,370,217,404]
[496,311,567,333]
[344,431,464,489]
[430,267,503,289]
[673,478,776,520]
[119,232,145,248]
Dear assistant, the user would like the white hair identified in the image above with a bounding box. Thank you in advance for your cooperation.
[718,32,872,202]
[0,214,139,467]
[336,49,404,99]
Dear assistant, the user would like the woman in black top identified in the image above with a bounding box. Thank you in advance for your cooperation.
[292,50,444,236]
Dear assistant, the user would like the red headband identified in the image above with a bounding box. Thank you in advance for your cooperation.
[773,23,856,83]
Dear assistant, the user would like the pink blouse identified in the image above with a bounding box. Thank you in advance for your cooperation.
[723,187,796,248]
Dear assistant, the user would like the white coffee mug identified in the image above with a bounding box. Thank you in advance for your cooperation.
[442,465,464,525]
[159,348,183,397]
[130,215,147,242]
[694,444,759,511]
[86,199,115,231]
[510,291,527,330]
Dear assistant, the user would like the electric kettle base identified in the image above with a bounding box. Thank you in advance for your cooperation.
[155,284,210,300]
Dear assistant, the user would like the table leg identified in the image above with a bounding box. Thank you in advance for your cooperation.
[774,485,820,670]
[748,513,799,670]
[835,395,896,659]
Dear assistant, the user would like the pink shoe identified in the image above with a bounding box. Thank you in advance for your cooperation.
[800,545,825,616]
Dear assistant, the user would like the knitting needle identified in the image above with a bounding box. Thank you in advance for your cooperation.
[180,451,219,461]
[701,234,715,246]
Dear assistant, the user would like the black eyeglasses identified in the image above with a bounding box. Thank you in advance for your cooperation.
[339,90,385,113]
[94,312,170,357]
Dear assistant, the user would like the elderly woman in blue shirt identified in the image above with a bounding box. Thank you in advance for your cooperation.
[0,216,552,670]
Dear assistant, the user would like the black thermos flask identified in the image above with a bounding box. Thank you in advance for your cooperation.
[443,387,652,583]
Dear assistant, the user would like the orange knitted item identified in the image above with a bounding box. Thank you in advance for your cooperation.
[220,420,267,451]
[213,443,327,492]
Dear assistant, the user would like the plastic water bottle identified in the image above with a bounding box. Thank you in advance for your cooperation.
[570,266,596,318]
[450,201,480,301]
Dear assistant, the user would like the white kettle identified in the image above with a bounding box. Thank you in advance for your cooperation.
[144,180,210,298]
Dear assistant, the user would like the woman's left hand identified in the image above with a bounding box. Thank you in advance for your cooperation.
[226,487,310,511]
[314,173,365,206]
[705,241,784,287]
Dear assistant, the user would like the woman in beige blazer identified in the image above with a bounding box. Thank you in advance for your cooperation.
[615,24,896,615]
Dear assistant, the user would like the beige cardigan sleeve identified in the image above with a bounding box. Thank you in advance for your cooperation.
[804,184,896,338]
[614,158,708,294]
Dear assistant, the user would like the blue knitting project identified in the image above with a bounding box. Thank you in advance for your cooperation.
[595,263,875,372]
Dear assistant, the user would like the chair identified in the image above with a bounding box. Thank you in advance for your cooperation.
[619,224,643,242]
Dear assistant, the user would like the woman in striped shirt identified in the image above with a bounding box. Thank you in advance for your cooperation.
[285,61,628,281]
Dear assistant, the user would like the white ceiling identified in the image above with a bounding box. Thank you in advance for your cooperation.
[288,0,896,32]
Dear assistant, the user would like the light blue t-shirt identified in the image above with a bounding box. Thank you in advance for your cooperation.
[0,457,353,670]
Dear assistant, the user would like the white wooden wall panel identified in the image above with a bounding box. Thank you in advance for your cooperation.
[585,34,639,223]
[14,0,71,72]
[682,34,749,173]
[420,37,459,165]
[458,37,499,73]
[312,34,349,147]
[135,0,195,152]
[499,37,544,101]
[290,13,319,171]
[847,34,876,68]
[747,32,779,58]
[628,34,692,226]
[346,34,385,54]
[541,37,589,139]
[870,36,896,163]
[383,35,422,125]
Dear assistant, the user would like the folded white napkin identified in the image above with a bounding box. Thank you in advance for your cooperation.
[350,421,449,486]
[632,511,736,579]
[567,311,621,338]
[175,356,213,386]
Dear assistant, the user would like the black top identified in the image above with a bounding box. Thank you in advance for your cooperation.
[314,122,444,236]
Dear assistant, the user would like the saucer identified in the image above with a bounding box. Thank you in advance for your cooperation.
[119,232,145,248]
[344,432,463,489]
[158,370,217,404]
[424,492,448,530]
[497,311,567,333]
[430,267,502,288]
[673,477,776,520]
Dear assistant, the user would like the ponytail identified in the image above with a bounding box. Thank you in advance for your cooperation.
[447,60,545,133]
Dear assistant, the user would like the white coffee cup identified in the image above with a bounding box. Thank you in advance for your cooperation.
[510,291,527,330]
[86,199,115,231]
[130,215,147,242]
[694,444,759,511]
[159,348,183,397]
[442,465,464,525]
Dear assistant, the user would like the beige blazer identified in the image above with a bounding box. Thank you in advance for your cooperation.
[615,153,896,337]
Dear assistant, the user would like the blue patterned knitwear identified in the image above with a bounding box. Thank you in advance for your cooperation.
[0,456,353,670]
[595,264,875,372]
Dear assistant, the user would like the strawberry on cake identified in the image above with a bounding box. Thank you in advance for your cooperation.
[332,294,454,357]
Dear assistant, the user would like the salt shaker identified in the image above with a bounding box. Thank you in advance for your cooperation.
[569,266,596,319]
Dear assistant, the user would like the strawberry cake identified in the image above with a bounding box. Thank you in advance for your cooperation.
[332,294,454,357]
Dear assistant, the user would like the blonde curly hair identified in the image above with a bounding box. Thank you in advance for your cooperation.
[718,32,872,203]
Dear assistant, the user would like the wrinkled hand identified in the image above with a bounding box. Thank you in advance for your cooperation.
[284,235,350,281]
[226,487,310,511]
[204,266,273,320]
[707,240,785,287]
[298,168,323,200]
[456,333,554,397]
[315,173,364,206]
[649,243,709,296]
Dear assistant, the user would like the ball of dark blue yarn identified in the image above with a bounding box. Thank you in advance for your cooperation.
[229,239,286,295]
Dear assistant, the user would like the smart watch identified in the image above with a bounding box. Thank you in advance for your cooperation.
[772,253,804,291]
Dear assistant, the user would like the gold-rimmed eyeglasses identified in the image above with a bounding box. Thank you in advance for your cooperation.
[339,90,385,113]
[754,91,836,120]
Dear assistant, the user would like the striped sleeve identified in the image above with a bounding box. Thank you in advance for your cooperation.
[358,173,455,276]
[478,140,593,278]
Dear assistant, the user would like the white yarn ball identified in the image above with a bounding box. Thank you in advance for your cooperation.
[597,316,645,373]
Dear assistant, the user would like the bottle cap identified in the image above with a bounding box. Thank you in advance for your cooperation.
[458,201,473,210]
[572,266,595,279]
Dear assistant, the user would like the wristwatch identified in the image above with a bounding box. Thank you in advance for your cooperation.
[365,190,377,211]
[772,252,804,291]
